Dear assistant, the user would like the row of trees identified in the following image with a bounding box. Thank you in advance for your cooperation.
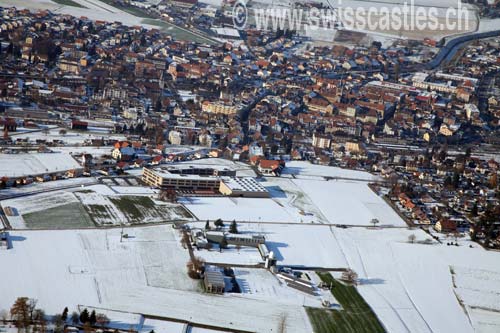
[205,219,239,234]
[3,298,110,333]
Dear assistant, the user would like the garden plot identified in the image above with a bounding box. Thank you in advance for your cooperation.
[452,266,500,311]
[108,196,192,224]
[2,187,192,229]
[1,191,94,229]
[75,187,192,226]
[468,308,500,333]
[74,191,127,226]
[3,191,78,215]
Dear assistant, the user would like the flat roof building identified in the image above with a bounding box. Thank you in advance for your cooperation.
[219,177,270,198]
[142,167,220,191]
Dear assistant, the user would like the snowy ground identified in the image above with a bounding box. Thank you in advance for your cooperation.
[0,177,98,199]
[291,178,406,226]
[282,161,379,181]
[180,196,298,223]
[262,177,327,224]
[180,163,394,226]
[2,0,156,28]
[0,226,312,333]
[9,127,126,146]
[2,160,500,332]
[255,223,500,333]
[0,152,81,178]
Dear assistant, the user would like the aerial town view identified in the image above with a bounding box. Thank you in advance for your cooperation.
[1,0,500,332]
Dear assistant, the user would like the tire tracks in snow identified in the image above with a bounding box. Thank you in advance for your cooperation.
[329,226,412,333]
[388,244,434,333]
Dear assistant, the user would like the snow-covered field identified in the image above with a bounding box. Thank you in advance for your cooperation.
[250,223,500,333]
[179,196,296,222]
[2,0,155,28]
[453,266,500,312]
[9,127,126,146]
[282,161,379,181]
[0,226,312,333]
[292,178,406,226]
[1,160,500,332]
[0,152,81,177]
[1,185,191,229]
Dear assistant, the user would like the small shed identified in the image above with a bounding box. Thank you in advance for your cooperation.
[0,232,10,250]
[204,270,225,294]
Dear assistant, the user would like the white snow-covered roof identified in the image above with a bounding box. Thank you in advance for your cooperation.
[0,152,82,178]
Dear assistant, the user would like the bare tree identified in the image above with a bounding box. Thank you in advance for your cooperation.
[96,313,110,327]
[52,314,64,333]
[27,299,37,321]
[408,234,416,243]
[187,256,205,279]
[180,232,190,249]
[70,311,79,325]
[10,297,31,331]
[33,309,46,333]
[58,129,67,136]
[341,269,359,285]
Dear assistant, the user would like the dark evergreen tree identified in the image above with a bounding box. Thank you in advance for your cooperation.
[79,308,89,324]
[453,172,460,189]
[229,220,238,234]
[471,203,478,217]
[214,218,224,228]
[61,307,68,321]
[89,310,97,326]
